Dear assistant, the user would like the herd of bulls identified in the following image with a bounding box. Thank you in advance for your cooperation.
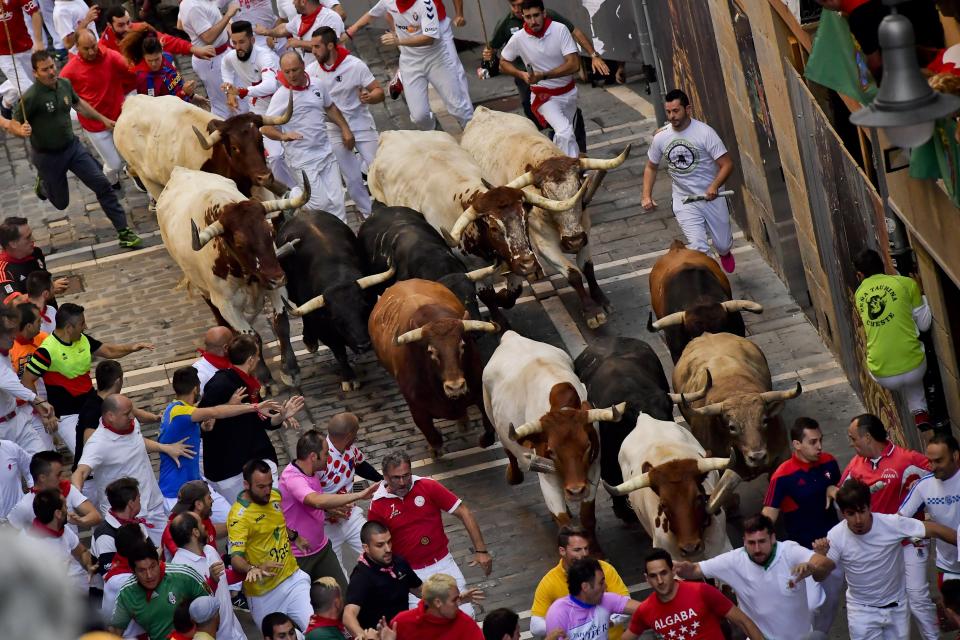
[114,97,803,561]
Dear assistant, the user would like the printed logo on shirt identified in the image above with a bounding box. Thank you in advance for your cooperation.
[928,495,960,506]
[168,592,177,605]
[389,504,401,519]
[44,100,55,113]
[664,139,699,176]
[653,608,700,635]
[858,283,900,327]
[414,495,425,507]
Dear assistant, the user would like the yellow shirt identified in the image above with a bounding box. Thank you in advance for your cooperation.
[227,489,299,597]
[531,559,630,640]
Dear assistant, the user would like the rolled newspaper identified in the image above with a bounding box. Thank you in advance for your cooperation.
[681,189,735,204]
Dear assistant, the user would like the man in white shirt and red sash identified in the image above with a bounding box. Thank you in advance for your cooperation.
[255,0,343,67]
[499,0,580,158]
[179,0,240,117]
[192,326,234,396]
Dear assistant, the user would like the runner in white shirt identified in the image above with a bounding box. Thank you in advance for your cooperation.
[793,479,957,640]
[0,438,31,520]
[642,89,737,273]
[171,512,245,640]
[70,394,179,543]
[22,487,97,591]
[7,450,100,532]
[37,0,63,52]
[52,0,97,53]
[899,433,960,581]
[345,0,474,130]
[263,51,354,220]
[499,0,579,158]
[256,0,343,67]
[307,28,383,219]
[179,0,240,117]
[676,514,824,640]
[233,0,277,38]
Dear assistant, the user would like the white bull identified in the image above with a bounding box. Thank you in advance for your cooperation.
[482,330,625,551]
[461,106,630,328]
[604,413,733,560]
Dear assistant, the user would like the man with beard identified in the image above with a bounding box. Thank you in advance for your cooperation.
[228,458,313,630]
[307,27,383,220]
[98,6,212,59]
[674,514,825,639]
[256,0,343,67]
[179,0,241,117]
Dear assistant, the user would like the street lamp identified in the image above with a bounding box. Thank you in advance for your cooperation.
[850,3,960,148]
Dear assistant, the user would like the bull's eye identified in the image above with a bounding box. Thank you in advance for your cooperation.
[427,345,439,362]
[728,424,739,435]
[231,145,240,155]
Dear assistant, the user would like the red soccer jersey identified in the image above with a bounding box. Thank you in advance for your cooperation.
[629,581,732,639]
[0,0,39,55]
[59,46,136,131]
[839,442,930,514]
[367,476,461,570]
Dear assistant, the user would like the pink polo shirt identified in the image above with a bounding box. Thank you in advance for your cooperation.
[278,461,329,557]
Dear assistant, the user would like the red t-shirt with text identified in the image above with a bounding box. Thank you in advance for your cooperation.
[0,0,39,54]
[629,581,732,640]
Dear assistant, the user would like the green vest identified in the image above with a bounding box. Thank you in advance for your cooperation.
[854,273,925,378]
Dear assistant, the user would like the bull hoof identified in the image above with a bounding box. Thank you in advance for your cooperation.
[585,310,608,329]
[279,371,300,387]
[505,465,524,485]
[478,431,495,448]
[340,379,360,392]
[304,336,320,353]
[430,445,445,459]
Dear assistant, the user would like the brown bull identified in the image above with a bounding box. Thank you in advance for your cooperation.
[369,279,499,456]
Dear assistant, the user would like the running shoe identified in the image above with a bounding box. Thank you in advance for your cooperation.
[388,71,403,100]
[117,228,143,249]
[719,252,736,273]
[34,175,46,201]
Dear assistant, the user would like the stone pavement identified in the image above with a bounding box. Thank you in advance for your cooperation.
[1,21,935,640]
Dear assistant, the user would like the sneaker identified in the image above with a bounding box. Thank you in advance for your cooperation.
[231,591,250,612]
[148,199,157,212]
[388,71,403,100]
[720,252,736,273]
[34,175,47,201]
[111,181,122,191]
[914,410,932,431]
[124,165,147,193]
[117,228,143,249]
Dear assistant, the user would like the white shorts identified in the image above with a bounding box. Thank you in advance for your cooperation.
[846,600,909,640]
[409,552,474,617]
[248,568,313,631]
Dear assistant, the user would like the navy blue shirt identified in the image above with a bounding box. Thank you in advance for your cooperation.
[764,452,841,548]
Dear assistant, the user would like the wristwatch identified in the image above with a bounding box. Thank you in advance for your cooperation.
[591,52,601,58]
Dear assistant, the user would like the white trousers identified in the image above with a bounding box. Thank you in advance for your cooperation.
[442,34,471,107]
[536,88,579,158]
[57,413,79,455]
[325,505,365,575]
[192,53,230,118]
[264,136,297,192]
[673,196,734,256]
[8,405,52,456]
[401,48,474,130]
[846,600,909,640]
[873,359,928,414]
[409,552,474,617]
[0,50,34,109]
[290,156,347,221]
[249,568,313,631]
[329,128,377,216]
[38,0,62,49]
[813,566,844,635]
[904,540,939,640]
[85,129,124,185]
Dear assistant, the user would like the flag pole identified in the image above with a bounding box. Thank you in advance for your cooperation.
[0,14,27,122]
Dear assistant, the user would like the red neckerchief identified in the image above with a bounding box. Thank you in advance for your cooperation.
[524,16,552,38]
[297,6,322,37]
[840,0,871,14]
[101,417,136,436]
[167,630,194,640]
[232,367,263,404]
[104,553,132,581]
[320,45,351,72]
[278,72,310,91]
[358,552,398,578]
[396,0,445,20]
[110,509,155,529]
[14,336,32,346]
[32,479,72,498]
[0,249,36,264]
[198,349,231,370]
[142,561,167,601]
[306,615,346,634]
[31,517,65,538]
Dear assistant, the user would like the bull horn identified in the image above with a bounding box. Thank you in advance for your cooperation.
[191,219,225,251]
[721,299,764,314]
[522,180,589,212]
[192,125,222,150]
[602,473,650,496]
[579,143,632,171]
[651,310,686,331]
[464,262,500,282]
[706,468,743,515]
[261,171,311,212]
[275,238,300,258]
[283,294,324,317]
[447,205,479,245]
[511,420,543,440]
[395,327,425,345]
[356,265,396,290]
[696,457,730,474]
[688,401,724,417]
[501,425,556,474]
[759,381,803,404]
[461,320,499,334]
[505,171,536,190]
[668,370,713,404]
[587,402,627,423]
[260,91,293,126]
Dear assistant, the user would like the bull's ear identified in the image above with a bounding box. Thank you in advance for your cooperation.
[766,402,786,418]
[580,400,591,411]
[641,462,653,474]
[524,163,534,172]
[206,119,226,134]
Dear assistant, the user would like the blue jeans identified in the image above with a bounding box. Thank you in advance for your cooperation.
[32,137,128,231]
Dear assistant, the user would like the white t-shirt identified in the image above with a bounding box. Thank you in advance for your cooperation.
[306,53,377,134]
[648,118,729,199]
[52,0,97,53]
[8,484,90,533]
[699,541,821,638]
[286,6,343,66]
[899,471,960,573]
[37,305,56,334]
[369,0,444,64]
[0,439,31,520]
[220,43,279,115]
[826,512,927,607]
[266,78,335,168]
[77,421,167,526]
[192,357,220,396]
[179,0,229,49]
[172,545,245,640]
[22,524,88,590]
[0,355,36,418]
[500,20,578,90]
[233,0,277,33]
